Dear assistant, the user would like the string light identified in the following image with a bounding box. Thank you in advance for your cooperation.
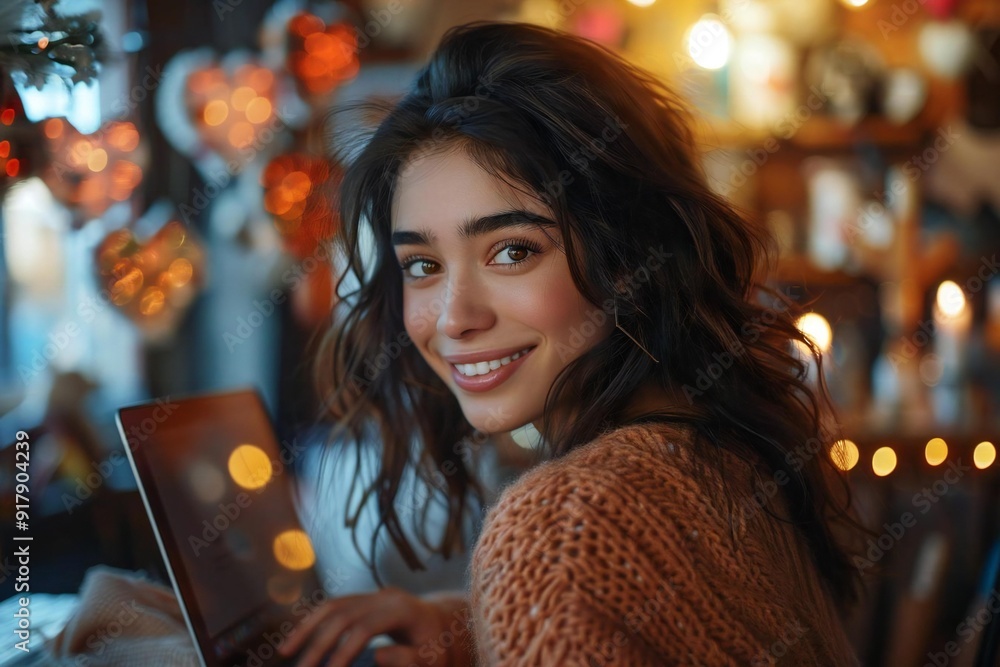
[686,15,732,70]
[830,439,859,471]
[872,447,897,477]
[974,442,996,470]
[795,312,833,355]
[925,438,948,466]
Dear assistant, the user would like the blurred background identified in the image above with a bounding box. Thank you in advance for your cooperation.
[0,0,999,664]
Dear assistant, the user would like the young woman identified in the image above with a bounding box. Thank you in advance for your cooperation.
[282,20,862,667]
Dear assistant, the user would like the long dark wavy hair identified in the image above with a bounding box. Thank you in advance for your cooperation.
[312,20,862,607]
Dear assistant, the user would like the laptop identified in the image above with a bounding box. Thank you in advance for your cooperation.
[115,387,377,667]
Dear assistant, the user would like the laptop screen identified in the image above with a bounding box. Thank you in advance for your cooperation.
[117,388,323,665]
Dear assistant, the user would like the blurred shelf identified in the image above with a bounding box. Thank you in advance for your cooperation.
[769,254,860,287]
[695,114,930,152]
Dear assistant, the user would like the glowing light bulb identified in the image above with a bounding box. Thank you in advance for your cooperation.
[872,447,897,476]
[795,313,833,355]
[830,439,859,471]
[686,15,732,70]
[273,529,316,570]
[936,281,966,318]
[925,438,948,466]
[974,442,996,470]
[228,444,273,490]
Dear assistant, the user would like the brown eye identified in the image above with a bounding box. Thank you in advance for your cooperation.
[493,244,535,266]
[400,258,441,279]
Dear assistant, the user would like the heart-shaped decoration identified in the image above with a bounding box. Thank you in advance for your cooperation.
[918,19,975,79]
[261,153,342,258]
[94,220,205,340]
[41,118,146,223]
[286,12,359,98]
[184,61,279,166]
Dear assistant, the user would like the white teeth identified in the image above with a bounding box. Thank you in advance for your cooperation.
[454,347,533,377]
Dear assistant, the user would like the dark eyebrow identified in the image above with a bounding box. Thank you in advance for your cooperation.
[391,210,556,246]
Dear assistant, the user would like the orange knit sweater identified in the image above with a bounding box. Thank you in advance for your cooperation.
[468,419,859,666]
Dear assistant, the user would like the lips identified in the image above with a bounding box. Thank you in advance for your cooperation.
[448,346,536,393]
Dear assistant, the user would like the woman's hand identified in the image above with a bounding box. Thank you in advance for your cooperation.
[279,586,475,667]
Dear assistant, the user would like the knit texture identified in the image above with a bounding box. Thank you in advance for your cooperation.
[468,420,859,666]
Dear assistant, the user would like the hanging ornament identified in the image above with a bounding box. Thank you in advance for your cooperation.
[184,60,280,168]
[286,12,359,100]
[39,117,146,225]
[918,19,976,79]
[261,152,341,258]
[94,219,206,341]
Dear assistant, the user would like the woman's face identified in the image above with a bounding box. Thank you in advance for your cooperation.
[390,147,614,434]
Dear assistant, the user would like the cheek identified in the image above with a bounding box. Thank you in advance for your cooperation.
[402,288,441,348]
[504,269,607,348]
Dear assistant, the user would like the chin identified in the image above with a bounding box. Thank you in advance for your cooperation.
[457,398,539,435]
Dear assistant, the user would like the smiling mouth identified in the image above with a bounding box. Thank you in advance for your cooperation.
[451,346,536,377]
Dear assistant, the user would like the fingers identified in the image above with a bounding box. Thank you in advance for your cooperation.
[288,589,416,667]
[303,606,410,667]
[283,591,395,656]
[294,609,356,667]
[374,645,419,667]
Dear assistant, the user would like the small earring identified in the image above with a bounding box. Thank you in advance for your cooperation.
[614,292,660,364]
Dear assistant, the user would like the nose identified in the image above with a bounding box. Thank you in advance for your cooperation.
[438,270,495,339]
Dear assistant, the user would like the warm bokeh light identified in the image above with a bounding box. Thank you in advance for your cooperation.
[227,121,255,149]
[139,287,165,316]
[231,86,256,111]
[287,12,359,95]
[795,312,833,355]
[261,153,341,258]
[872,447,897,476]
[925,438,948,466]
[44,118,64,139]
[974,442,996,470]
[687,15,732,70]
[94,221,204,335]
[936,281,967,318]
[830,439,859,471]
[203,99,229,126]
[107,122,140,152]
[167,258,194,287]
[110,264,144,305]
[273,529,316,570]
[87,148,108,172]
[227,444,273,490]
[839,0,869,7]
[627,0,656,5]
[245,97,272,124]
